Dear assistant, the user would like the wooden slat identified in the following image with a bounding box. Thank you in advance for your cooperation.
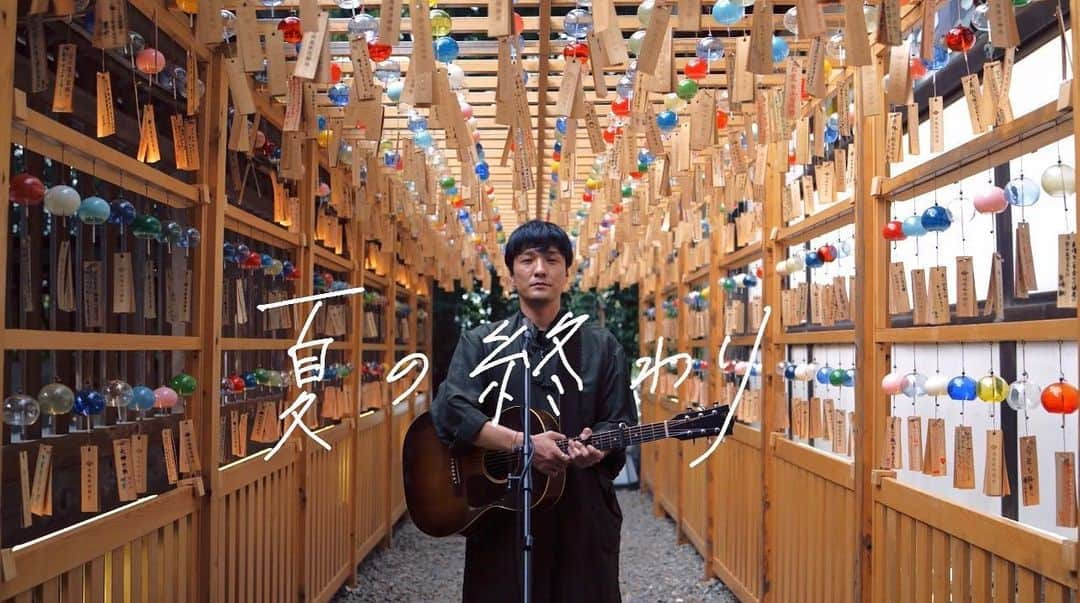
[162,523,175,603]
[877,477,1076,587]
[62,568,83,603]
[12,94,199,206]
[881,101,1072,202]
[87,556,104,603]
[971,547,992,602]
[992,555,1014,603]
[773,437,854,489]
[876,318,1079,344]
[914,521,931,603]
[146,531,161,601]
[931,529,949,603]
[0,487,198,597]
[3,330,202,351]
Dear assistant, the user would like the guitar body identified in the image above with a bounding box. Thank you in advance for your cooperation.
[402,406,566,537]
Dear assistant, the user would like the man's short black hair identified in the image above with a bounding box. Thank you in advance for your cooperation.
[504,220,574,271]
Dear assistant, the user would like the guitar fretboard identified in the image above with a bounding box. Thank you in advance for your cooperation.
[555,419,684,453]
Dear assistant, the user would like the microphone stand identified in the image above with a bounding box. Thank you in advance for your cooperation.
[510,328,535,603]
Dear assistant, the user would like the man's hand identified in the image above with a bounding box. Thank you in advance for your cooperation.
[567,427,606,469]
[531,431,570,476]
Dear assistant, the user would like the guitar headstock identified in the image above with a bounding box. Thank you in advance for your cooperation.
[669,404,733,441]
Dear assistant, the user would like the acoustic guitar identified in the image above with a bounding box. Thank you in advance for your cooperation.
[402,404,731,537]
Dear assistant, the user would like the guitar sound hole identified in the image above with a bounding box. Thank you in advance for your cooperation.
[482,451,518,483]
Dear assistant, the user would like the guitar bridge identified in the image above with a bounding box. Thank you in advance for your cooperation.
[450,456,461,486]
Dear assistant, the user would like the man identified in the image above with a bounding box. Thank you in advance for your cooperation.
[431,220,638,603]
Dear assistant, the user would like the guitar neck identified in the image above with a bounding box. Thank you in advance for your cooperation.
[556,420,676,453]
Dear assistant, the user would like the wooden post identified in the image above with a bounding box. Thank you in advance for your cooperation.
[296,137,319,600]
[535,0,552,219]
[854,52,889,603]
[0,0,16,554]
[759,158,784,601]
[1071,0,1080,582]
[196,51,229,603]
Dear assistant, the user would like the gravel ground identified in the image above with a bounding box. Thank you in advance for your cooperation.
[334,488,737,602]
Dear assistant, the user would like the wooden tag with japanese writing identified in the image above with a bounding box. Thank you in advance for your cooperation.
[888,262,911,315]
[983,429,1010,496]
[53,44,78,113]
[171,114,190,170]
[886,112,904,163]
[1015,222,1037,297]
[929,96,944,153]
[132,433,148,494]
[112,438,137,502]
[185,51,200,116]
[961,74,986,134]
[1056,452,1078,527]
[28,16,49,94]
[886,43,911,106]
[111,252,134,314]
[162,428,179,484]
[817,162,836,205]
[30,445,52,516]
[83,260,105,328]
[294,12,329,81]
[96,72,116,138]
[1019,435,1039,506]
[222,58,256,117]
[488,0,512,36]
[733,37,755,103]
[953,425,975,489]
[928,266,950,325]
[988,0,1020,48]
[1058,234,1077,308]
[923,418,947,476]
[137,104,161,164]
[876,0,902,46]
[859,64,884,117]
[239,413,249,456]
[93,0,128,50]
[635,2,670,76]
[906,102,920,155]
[179,419,201,474]
[833,410,848,455]
[955,256,977,317]
[19,450,31,527]
[378,0,402,45]
[906,416,924,472]
[143,260,157,319]
[230,411,242,457]
[56,241,74,312]
[81,445,99,512]
[983,252,1004,320]
[910,267,929,325]
[882,416,902,469]
[808,397,824,438]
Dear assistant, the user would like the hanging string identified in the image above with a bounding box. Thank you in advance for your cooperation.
[934,342,941,419]
[988,341,997,428]
[1020,340,1030,436]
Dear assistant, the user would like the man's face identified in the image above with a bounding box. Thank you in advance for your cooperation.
[511,246,569,303]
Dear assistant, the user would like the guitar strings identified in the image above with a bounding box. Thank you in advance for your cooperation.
[478,416,706,474]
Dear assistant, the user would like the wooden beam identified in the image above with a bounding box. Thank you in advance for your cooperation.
[775,198,855,246]
[879,101,1072,202]
[3,330,201,351]
[128,0,212,61]
[0,0,15,554]
[193,50,230,603]
[536,0,552,219]
[12,92,200,207]
[853,51,888,603]
[875,318,1079,344]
